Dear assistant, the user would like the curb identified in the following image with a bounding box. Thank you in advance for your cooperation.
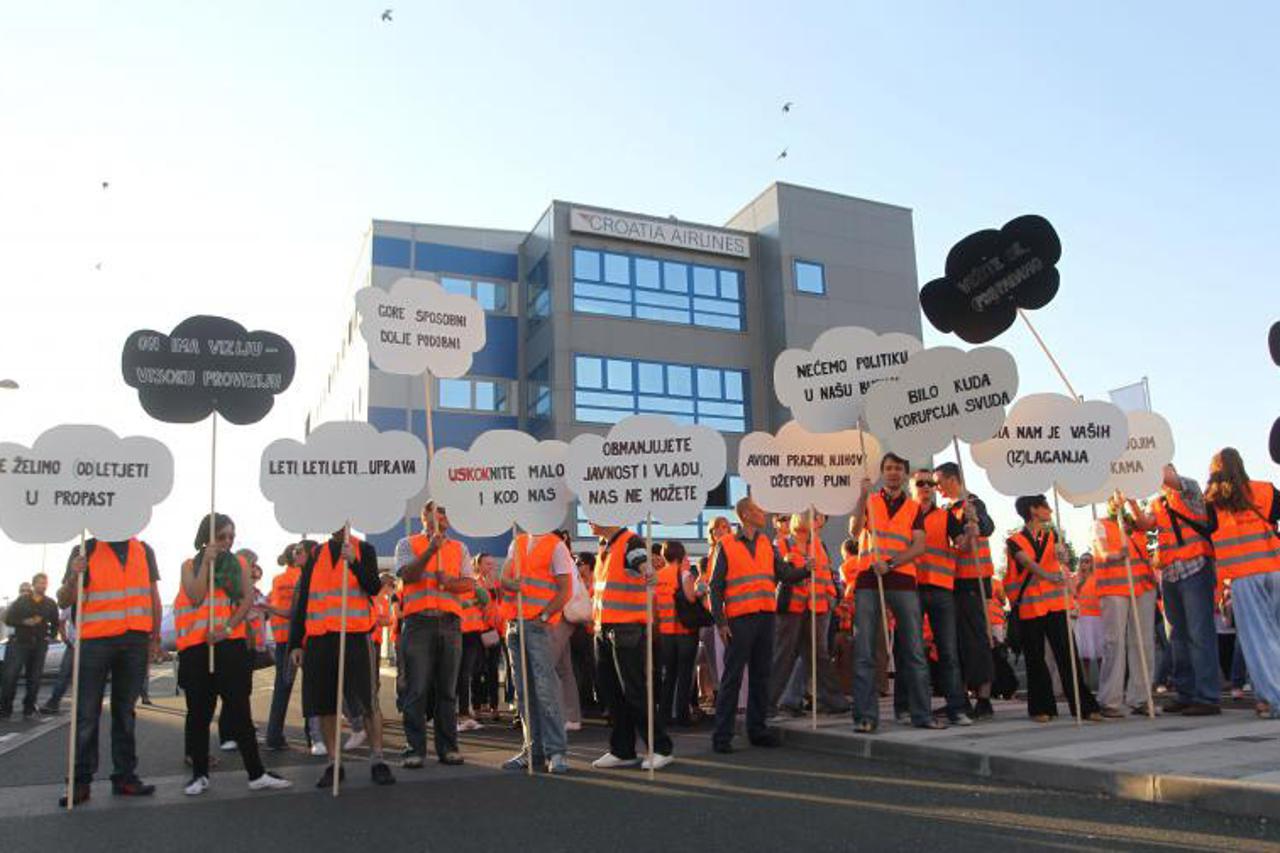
[776,724,1280,821]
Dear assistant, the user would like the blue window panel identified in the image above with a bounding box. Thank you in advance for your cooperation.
[442,276,470,296]
[662,261,689,293]
[604,253,630,284]
[470,316,518,379]
[724,371,743,401]
[698,415,745,432]
[575,390,634,409]
[694,313,742,331]
[532,290,551,317]
[475,281,507,312]
[474,381,499,412]
[576,356,603,389]
[669,413,698,426]
[372,235,412,269]
[667,366,692,396]
[439,378,471,409]
[693,297,739,316]
[639,395,694,414]
[635,258,660,289]
[636,290,689,309]
[575,282,633,303]
[577,407,630,425]
[574,297,623,316]
[606,359,632,391]
[697,368,722,399]
[636,305,690,324]
[719,270,741,299]
[795,260,826,295]
[638,362,664,393]
[692,266,718,296]
[698,400,744,417]
[414,242,517,280]
[574,249,601,281]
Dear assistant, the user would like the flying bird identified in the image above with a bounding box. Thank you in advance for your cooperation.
[381,8,393,21]
[782,101,793,113]
[101,181,109,190]
[777,148,788,160]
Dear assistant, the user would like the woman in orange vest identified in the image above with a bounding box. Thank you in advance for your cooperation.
[264,541,306,751]
[1006,496,1101,723]
[177,514,290,796]
[456,554,492,734]
[1204,448,1280,717]
[1072,553,1103,687]
[1091,495,1158,716]
[656,540,704,726]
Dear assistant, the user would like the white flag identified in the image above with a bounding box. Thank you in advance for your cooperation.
[1108,379,1150,413]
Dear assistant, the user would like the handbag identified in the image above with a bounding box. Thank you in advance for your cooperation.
[480,629,501,648]
[562,568,594,625]
[674,566,714,630]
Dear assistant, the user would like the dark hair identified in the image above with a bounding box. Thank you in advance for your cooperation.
[662,540,686,564]
[651,542,664,556]
[576,551,595,568]
[277,543,298,567]
[32,572,47,583]
[194,513,235,551]
[557,529,572,547]
[840,538,857,557]
[881,452,910,472]
[1205,448,1254,513]
[1014,495,1048,522]
[933,462,961,481]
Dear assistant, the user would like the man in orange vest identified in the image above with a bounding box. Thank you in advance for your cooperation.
[1128,465,1221,715]
[589,519,674,769]
[394,502,476,768]
[55,538,164,806]
[709,496,810,753]
[287,529,396,788]
[1091,494,1158,717]
[847,453,938,733]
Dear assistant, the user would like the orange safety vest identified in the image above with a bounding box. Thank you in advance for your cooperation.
[988,577,1007,628]
[503,533,563,625]
[81,539,154,640]
[1151,490,1213,569]
[655,562,696,635]
[777,535,834,614]
[373,590,393,644]
[173,584,246,651]
[720,532,777,619]
[1092,519,1156,597]
[857,492,920,580]
[948,499,994,579]
[1075,574,1101,617]
[458,587,485,633]
[1212,481,1280,581]
[269,565,302,644]
[400,536,465,618]
[1006,528,1069,619]
[304,537,374,636]
[594,531,649,627]
[916,506,957,590]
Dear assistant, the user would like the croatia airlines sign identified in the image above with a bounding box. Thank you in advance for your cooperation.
[569,208,750,259]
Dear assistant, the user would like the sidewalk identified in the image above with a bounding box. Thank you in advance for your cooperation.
[774,696,1280,820]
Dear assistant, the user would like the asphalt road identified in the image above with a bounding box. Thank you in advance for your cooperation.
[1,665,1278,853]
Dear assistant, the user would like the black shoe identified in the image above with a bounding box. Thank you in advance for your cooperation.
[1182,703,1222,717]
[370,762,396,785]
[749,733,782,748]
[712,742,734,754]
[23,709,47,722]
[439,752,465,766]
[1162,699,1191,714]
[264,740,289,752]
[400,745,416,758]
[111,777,155,797]
[39,705,60,716]
[314,765,346,789]
[973,698,995,720]
[59,783,91,807]
[140,697,154,707]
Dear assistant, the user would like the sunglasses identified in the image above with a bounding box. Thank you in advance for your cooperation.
[914,480,936,488]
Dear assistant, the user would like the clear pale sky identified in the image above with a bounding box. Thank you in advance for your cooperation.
[1,2,1277,602]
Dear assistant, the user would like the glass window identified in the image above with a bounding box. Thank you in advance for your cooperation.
[667,365,692,397]
[795,260,826,295]
[723,371,743,401]
[635,258,660,289]
[574,249,601,281]
[574,355,746,431]
[697,368,722,399]
[439,378,471,409]
[606,359,632,391]
[474,381,496,412]
[692,266,718,296]
[638,362,664,394]
[662,261,689,293]
[576,356,602,389]
[604,253,630,284]
[719,270,740,300]
[442,276,471,297]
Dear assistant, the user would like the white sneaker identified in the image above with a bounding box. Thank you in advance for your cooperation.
[950,713,974,727]
[310,742,328,757]
[592,752,642,769]
[458,718,482,732]
[344,730,367,750]
[564,720,582,732]
[248,771,293,791]
[219,740,237,752]
[184,775,210,796]
[640,753,674,771]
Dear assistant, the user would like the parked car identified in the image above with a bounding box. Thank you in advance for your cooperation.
[0,639,66,679]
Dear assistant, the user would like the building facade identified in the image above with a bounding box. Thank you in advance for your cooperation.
[311,182,922,562]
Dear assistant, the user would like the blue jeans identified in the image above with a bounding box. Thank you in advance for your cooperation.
[507,621,567,760]
[917,585,967,718]
[44,641,75,709]
[265,643,296,746]
[854,587,930,726]
[1162,565,1220,706]
[1230,572,1280,714]
[74,632,149,784]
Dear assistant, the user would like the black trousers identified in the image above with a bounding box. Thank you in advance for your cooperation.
[457,632,482,716]
[0,639,48,714]
[659,633,698,724]
[178,640,265,780]
[473,643,502,710]
[713,611,774,747]
[595,624,672,759]
[1022,610,1099,718]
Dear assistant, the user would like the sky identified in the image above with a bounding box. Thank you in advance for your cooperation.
[1,1,1278,603]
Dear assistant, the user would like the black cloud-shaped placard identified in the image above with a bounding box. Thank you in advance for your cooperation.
[121,315,295,425]
[1271,417,1280,465]
[1269,321,1279,367]
[919,215,1061,344]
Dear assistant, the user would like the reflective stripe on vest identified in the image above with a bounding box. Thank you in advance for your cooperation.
[916,508,956,589]
[595,532,648,627]
[1152,492,1213,567]
[459,587,485,633]
[174,585,246,650]
[948,500,994,579]
[269,566,301,644]
[721,533,776,619]
[1006,529,1068,619]
[401,536,464,618]
[656,562,695,635]
[779,536,833,613]
[304,537,373,636]
[82,540,153,639]
[1075,574,1101,617]
[857,493,920,580]
[1092,519,1155,597]
[1212,481,1280,581]
[503,533,562,625]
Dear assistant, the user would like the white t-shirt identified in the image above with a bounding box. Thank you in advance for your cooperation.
[505,538,574,576]
[393,536,475,577]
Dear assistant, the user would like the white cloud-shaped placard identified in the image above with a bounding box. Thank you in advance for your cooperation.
[1059,410,1175,506]
[260,421,428,534]
[427,430,572,537]
[355,276,486,378]
[0,425,174,543]
[773,326,921,432]
[738,421,882,516]
[565,415,727,527]
[970,393,1129,497]
[864,345,1018,462]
